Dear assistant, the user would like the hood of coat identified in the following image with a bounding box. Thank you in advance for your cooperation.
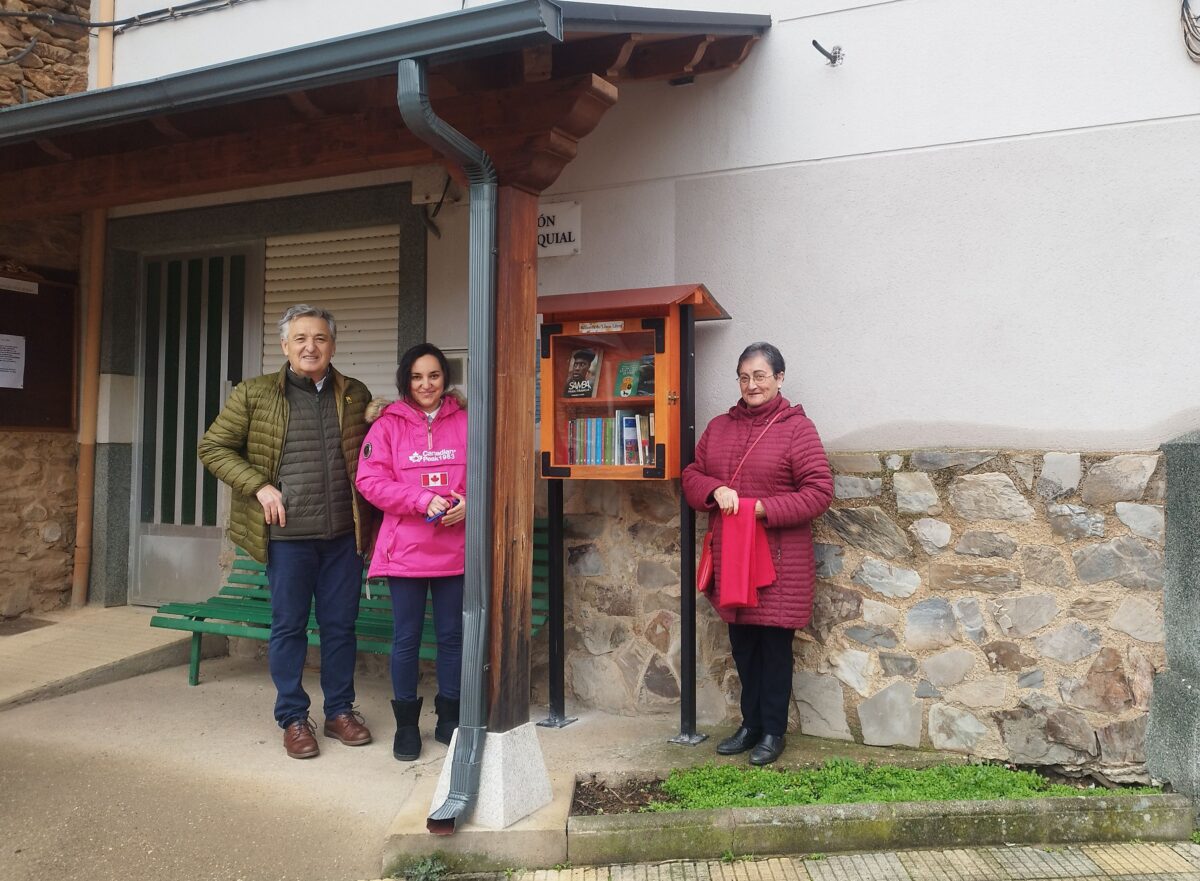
[726,393,803,424]
[379,392,464,427]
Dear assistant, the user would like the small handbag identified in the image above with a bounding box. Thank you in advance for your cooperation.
[696,409,785,593]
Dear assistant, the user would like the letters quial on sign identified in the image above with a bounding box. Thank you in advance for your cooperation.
[537,201,581,258]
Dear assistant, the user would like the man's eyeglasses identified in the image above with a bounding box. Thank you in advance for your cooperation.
[737,372,777,385]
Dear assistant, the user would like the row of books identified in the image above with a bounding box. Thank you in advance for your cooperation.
[566,410,656,466]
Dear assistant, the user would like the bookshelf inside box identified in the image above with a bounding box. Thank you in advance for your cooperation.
[555,331,659,464]
[537,284,728,482]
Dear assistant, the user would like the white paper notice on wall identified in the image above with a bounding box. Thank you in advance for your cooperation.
[0,334,26,389]
[537,201,581,258]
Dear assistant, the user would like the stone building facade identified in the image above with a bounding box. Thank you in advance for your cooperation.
[556,450,1164,781]
[0,0,89,619]
[0,0,88,106]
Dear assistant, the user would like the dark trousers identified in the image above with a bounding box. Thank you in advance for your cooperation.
[388,575,464,702]
[728,623,796,736]
[266,532,362,727]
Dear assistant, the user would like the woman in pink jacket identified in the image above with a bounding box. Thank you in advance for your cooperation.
[682,342,833,766]
[356,343,466,761]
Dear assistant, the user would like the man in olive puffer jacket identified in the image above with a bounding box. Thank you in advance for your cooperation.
[198,304,376,760]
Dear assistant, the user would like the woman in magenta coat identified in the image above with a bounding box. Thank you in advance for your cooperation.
[682,342,833,765]
[356,343,467,762]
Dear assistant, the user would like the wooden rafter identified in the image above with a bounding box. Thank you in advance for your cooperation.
[626,34,716,81]
[285,90,327,120]
[150,116,189,142]
[693,34,759,76]
[34,138,72,161]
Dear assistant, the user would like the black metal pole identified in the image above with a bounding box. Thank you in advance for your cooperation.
[671,304,705,745]
[539,477,575,728]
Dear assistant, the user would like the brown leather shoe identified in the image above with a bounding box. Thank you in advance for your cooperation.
[283,716,319,759]
[324,709,372,746]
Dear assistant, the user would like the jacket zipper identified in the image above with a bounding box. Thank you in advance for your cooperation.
[316,388,333,539]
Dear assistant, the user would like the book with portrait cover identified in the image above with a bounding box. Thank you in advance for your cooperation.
[563,348,602,398]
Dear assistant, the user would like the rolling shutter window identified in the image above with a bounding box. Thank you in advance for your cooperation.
[262,225,401,397]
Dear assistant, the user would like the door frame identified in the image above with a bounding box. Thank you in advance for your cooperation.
[127,242,264,606]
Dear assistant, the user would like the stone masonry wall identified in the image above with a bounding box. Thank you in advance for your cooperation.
[0,0,89,106]
[0,2,88,619]
[557,449,1165,782]
[0,433,78,616]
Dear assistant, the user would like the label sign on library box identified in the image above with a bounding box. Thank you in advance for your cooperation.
[537,201,581,258]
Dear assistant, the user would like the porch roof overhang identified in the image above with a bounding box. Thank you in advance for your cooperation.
[0,0,769,220]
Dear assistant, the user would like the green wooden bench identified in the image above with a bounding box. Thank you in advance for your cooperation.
[151,519,550,686]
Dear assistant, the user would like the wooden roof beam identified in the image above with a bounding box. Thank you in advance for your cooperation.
[34,138,72,161]
[552,33,644,79]
[150,116,189,142]
[625,34,715,81]
[692,34,759,76]
[285,90,327,120]
[0,74,618,219]
[0,111,437,221]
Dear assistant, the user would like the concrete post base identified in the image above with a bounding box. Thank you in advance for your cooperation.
[431,720,553,829]
[1147,431,1200,804]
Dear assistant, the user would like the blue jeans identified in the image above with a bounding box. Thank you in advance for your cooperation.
[266,533,361,727]
[388,575,464,702]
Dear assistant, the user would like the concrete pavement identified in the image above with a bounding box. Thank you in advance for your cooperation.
[2,606,1195,881]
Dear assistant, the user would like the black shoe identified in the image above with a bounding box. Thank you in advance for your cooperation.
[716,726,762,756]
[749,734,786,766]
[433,694,460,746]
[391,697,422,761]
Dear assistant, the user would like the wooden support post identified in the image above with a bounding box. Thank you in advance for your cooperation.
[487,185,538,733]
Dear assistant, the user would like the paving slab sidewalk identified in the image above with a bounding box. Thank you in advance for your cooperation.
[382,843,1200,881]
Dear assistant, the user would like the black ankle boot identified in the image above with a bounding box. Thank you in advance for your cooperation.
[433,694,459,746]
[391,697,422,761]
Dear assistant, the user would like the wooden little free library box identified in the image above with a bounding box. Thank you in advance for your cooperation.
[537,284,728,481]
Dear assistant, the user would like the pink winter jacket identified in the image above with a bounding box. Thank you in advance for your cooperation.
[682,395,833,629]
[355,395,467,579]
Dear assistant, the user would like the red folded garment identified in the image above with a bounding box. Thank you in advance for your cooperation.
[717,499,776,609]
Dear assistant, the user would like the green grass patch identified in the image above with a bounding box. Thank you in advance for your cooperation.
[646,759,1160,812]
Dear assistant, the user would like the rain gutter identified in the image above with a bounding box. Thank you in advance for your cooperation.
[396,57,497,835]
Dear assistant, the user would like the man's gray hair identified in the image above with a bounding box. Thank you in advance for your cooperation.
[278,304,337,341]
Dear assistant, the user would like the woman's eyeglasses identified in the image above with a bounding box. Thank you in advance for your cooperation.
[737,372,777,385]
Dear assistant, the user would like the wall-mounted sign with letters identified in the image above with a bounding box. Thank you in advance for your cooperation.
[537,201,581,258]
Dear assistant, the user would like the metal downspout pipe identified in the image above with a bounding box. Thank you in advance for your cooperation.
[71,0,115,607]
[396,57,497,834]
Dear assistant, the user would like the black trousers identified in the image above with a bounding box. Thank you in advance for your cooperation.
[728,623,795,737]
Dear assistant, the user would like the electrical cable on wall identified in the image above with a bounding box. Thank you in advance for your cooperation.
[0,0,260,67]
[1183,0,1200,62]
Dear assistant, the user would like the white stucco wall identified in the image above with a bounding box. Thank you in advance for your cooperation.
[107,0,1200,449]
[535,0,1200,450]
